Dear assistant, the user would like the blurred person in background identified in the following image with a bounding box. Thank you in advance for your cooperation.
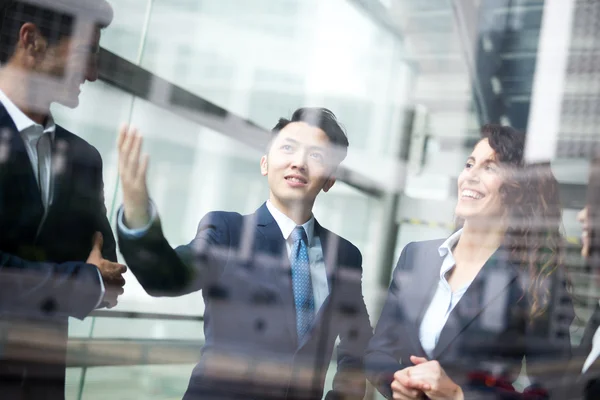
[0,1,126,398]
[562,154,600,399]
[365,124,574,400]
[116,108,373,400]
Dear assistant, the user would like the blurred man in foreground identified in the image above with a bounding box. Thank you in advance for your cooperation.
[0,1,126,398]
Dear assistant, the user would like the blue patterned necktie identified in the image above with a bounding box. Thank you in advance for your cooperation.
[290,226,314,342]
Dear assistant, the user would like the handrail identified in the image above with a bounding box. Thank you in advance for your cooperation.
[96,47,385,198]
[67,338,204,367]
[89,309,204,322]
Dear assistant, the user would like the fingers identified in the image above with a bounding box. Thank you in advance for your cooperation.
[118,263,127,274]
[129,131,143,178]
[139,153,149,179]
[105,296,118,309]
[391,380,421,399]
[112,275,126,288]
[393,369,424,394]
[118,125,146,180]
[407,368,432,391]
[102,265,126,309]
[91,231,103,252]
[107,262,127,282]
[410,355,428,365]
[117,124,128,149]
[119,126,137,170]
[401,373,430,392]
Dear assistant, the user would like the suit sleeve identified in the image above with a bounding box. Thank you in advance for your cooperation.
[0,146,111,320]
[580,303,600,351]
[328,248,374,400]
[0,253,104,320]
[91,148,117,263]
[364,243,412,399]
[117,209,230,296]
[522,270,575,398]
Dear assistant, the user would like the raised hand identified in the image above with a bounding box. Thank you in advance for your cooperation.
[87,232,127,308]
[117,124,150,229]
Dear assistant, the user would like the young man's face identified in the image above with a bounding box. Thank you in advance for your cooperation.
[260,121,338,210]
[30,25,101,108]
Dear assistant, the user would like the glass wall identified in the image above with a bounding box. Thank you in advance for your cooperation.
[1,0,598,399]
[46,0,410,398]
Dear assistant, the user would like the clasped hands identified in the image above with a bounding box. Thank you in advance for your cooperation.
[391,356,464,400]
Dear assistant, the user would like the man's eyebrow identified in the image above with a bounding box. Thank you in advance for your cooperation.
[307,145,326,151]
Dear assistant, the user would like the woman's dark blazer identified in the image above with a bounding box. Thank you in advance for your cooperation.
[365,239,575,399]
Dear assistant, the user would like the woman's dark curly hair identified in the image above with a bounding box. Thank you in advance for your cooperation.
[460,124,566,319]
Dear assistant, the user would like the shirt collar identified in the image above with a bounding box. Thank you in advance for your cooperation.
[438,228,463,277]
[438,228,463,256]
[0,88,56,137]
[266,200,315,245]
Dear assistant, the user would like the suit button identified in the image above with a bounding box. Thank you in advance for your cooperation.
[40,298,57,314]
[255,319,266,332]
[348,328,358,341]
[206,284,228,300]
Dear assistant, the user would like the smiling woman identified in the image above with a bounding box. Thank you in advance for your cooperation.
[455,125,566,319]
[365,124,574,400]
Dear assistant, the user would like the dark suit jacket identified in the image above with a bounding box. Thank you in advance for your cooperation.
[0,103,117,399]
[579,304,600,399]
[366,239,574,399]
[118,203,373,400]
[554,303,600,400]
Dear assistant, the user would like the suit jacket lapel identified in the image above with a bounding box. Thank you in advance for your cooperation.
[254,203,298,346]
[0,105,41,202]
[49,126,72,210]
[581,303,600,353]
[314,221,337,291]
[432,248,517,359]
[0,104,45,226]
[410,243,445,357]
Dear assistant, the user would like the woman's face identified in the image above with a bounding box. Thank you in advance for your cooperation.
[578,206,589,258]
[455,139,506,222]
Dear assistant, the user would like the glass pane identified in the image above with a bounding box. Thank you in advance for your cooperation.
[100,0,149,63]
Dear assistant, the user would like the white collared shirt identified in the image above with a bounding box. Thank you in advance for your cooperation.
[0,89,55,208]
[419,228,473,357]
[0,89,105,308]
[265,200,329,315]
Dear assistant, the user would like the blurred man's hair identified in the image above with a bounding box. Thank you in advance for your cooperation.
[0,0,113,64]
[271,107,349,163]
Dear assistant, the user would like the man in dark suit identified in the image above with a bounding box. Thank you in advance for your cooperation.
[116,108,373,399]
[0,1,126,398]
